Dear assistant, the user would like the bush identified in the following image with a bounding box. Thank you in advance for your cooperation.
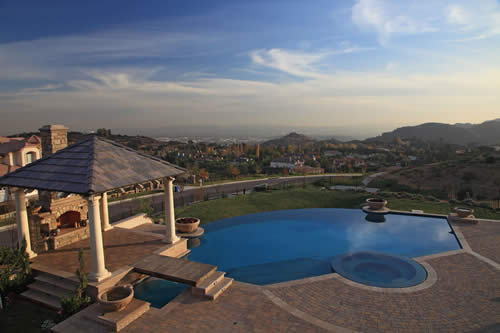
[0,239,33,300]
[60,249,91,319]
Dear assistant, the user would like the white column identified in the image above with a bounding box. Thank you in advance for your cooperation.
[163,177,180,244]
[14,189,36,258]
[100,192,112,231]
[87,195,111,282]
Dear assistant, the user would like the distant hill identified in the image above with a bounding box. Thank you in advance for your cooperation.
[366,119,500,145]
[262,132,315,146]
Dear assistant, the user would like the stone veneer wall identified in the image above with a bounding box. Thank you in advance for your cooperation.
[50,226,90,249]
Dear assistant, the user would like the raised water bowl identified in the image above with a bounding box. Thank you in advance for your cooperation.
[454,207,474,218]
[366,198,388,211]
[331,252,427,288]
[98,284,134,313]
[176,217,200,233]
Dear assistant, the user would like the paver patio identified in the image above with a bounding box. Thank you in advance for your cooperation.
[38,219,500,332]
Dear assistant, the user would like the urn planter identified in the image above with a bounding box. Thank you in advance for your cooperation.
[98,284,134,313]
[366,198,388,211]
[454,207,474,218]
[175,217,200,233]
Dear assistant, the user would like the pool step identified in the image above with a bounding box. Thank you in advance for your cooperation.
[191,271,233,300]
[206,277,233,300]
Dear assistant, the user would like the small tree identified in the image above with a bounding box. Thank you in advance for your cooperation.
[60,249,91,319]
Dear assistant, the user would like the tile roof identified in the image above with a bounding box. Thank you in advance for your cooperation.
[0,136,186,195]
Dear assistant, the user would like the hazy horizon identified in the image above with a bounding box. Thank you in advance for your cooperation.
[1,1,499,134]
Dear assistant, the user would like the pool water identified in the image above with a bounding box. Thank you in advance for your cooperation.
[331,252,428,288]
[135,208,460,306]
[188,208,459,285]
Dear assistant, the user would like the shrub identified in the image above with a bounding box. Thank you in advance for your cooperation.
[60,249,91,319]
[138,198,154,218]
[0,239,33,307]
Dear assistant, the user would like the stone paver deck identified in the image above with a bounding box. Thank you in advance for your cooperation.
[39,218,500,332]
[33,228,166,274]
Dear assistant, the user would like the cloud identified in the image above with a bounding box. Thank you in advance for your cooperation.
[352,0,437,45]
[352,0,500,44]
[249,46,373,78]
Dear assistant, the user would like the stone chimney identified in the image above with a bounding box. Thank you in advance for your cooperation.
[39,124,69,157]
[38,124,69,210]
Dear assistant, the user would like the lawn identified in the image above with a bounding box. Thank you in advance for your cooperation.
[176,186,500,223]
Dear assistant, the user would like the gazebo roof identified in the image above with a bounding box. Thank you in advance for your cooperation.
[0,136,186,195]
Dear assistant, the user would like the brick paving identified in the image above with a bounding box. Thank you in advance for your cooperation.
[455,221,500,264]
[33,228,166,274]
[268,253,500,332]
[35,219,500,332]
[121,282,325,333]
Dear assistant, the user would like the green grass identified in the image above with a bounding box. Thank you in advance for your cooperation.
[386,199,500,220]
[176,186,370,223]
[176,186,500,223]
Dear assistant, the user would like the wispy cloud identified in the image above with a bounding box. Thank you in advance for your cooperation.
[352,0,500,45]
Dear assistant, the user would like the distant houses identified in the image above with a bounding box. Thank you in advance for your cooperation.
[0,135,42,202]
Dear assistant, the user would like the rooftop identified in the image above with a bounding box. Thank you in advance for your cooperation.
[0,136,186,195]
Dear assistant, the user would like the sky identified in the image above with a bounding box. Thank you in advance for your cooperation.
[1,0,499,137]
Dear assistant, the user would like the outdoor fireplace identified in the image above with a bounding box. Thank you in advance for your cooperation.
[27,125,90,251]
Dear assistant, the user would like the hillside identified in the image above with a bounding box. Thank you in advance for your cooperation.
[367,119,500,145]
[262,132,315,146]
[373,158,500,200]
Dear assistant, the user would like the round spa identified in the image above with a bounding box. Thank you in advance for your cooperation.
[331,252,427,288]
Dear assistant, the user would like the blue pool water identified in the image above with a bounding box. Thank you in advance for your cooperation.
[331,251,428,288]
[135,208,460,306]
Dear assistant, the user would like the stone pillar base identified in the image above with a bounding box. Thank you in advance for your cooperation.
[163,235,181,244]
[103,225,114,232]
[27,251,37,259]
[88,270,112,282]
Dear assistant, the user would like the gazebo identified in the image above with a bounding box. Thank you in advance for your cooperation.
[0,135,186,281]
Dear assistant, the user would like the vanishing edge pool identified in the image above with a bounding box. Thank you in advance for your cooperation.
[135,208,460,307]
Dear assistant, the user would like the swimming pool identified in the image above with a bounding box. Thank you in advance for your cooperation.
[135,208,460,306]
[188,208,459,285]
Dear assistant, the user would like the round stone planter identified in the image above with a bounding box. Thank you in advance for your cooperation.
[175,217,200,233]
[366,198,388,211]
[454,207,474,218]
[98,284,134,313]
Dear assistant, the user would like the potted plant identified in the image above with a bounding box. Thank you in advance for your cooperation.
[366,198,388,210]
[175,217,200,233]
[454,207,474,218]
[97,284,134,313]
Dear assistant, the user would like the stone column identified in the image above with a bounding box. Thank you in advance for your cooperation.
[163,177,180,244]
[14,189,36,258]
[87,195,111,282]
[100,192,112,231]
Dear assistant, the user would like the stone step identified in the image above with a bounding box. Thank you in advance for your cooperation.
[191,271,225,297]
[28,280,73,299]
[21,289,61,310]
[205,277,233,301]
[35,273,78,292]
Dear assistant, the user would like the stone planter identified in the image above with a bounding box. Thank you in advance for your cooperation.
[98,284,134,313]
[175,217,200,233]
[366,198,388,211]
[454,207,474,218]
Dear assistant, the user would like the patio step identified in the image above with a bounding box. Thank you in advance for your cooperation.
[35,273,78,292]
[21,289,61,310]
[191,270,233,300]
[206,277,233,300]
[28,280,74,299]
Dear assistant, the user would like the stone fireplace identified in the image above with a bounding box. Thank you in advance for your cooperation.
[28,125,90,251]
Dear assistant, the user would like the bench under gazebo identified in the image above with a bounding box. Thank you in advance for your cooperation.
[0,134,186,282]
